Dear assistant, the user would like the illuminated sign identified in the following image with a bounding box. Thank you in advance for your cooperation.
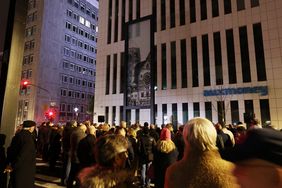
[203,86,268,97]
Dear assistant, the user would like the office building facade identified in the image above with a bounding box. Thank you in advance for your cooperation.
[17,0,98,124]
[94,0,282,129]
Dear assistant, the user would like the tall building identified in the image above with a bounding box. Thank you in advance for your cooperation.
[94,0,282,129]
[17,0,99,124]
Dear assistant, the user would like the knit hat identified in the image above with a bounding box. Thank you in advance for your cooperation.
[160,127,171,140]
[23,120,36,128]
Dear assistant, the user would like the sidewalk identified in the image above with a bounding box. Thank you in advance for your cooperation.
[35,158,65,188]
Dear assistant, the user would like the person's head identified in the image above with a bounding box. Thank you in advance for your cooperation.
[78,123,87,133]
[94,134,129,168]
[160,127,171,141]
[120,121,127,129]
[150,124,156,130]
[144,122,149,128]
[183,117,217,152]
[22,120,36,133]
[87,125,96,135]
[127,127,137,138]
[115,126,126,137]
[215,122,223,132]
[166,123,174,132]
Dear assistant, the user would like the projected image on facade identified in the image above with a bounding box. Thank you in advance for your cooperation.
[126,18,151,108]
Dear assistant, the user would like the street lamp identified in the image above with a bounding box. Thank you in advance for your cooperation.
[74,107,79,120]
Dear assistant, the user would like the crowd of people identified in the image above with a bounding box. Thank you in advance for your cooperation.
[0,117,281,188]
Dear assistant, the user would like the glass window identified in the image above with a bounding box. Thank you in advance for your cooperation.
[162,104,167,124]
[107,0,113,44]
[260,99,270,126]
[172,103,178,128]
[205,102,212,121]
[113,54,117,94]
[200,0,207,20]
[213,32,223,85]
[193,102,200,117]
[79,16,85,24]
[106,55,111,95]
[226,29,237,84]
[237,0,245,11]
[202,34,210,86]
[239,26,251,82]
[253,23,267,81]
[171,41,177,89]
[251,0,259,7]
[170,0,176,28]
[190,0,196,23]
[114,0,119,42]
[179,0,185,25]
[224,0,232,14]
[161,43,167,90]
[217,101,225,124]
[191,37,199,87]
[180,39,187,88]
[161,0,166,30]
[212,0,219,17]
[230,101,239,124]
[182,103,188,124]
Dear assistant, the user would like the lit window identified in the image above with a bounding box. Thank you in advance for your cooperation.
[79,16,85,24]
[85,20,90,28]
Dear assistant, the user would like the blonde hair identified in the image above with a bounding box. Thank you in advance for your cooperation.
[156,140,176,153]
[183,117,217,151]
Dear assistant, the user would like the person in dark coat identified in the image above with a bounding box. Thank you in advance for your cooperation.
[154,128,178,188]
[138,125,157,188]
[77,125,96,168]
[5,120,37,188]
[48,125,62,171]
[67,123,87,188]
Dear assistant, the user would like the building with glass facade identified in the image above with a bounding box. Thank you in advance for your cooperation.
[94,0,282,129]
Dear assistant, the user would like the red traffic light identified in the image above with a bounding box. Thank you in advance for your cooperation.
[45,108,56,121]
[21,80,30,90]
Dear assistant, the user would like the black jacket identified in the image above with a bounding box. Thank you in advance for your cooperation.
[7,130,36,188]
[138,133,156,164]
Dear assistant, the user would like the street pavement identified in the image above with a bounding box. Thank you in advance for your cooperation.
[35,158,65,188]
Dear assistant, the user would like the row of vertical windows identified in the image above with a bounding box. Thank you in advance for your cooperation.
[23,54,34,66]
[61,74,94,88]
[105,53,124,95]
[66,9,97,32]
[26,12,37,24]
[63,46,95,65]
[21,69,32,79]
[196,0,259,23]
[65,21,97,42]
[107,0,141,43]
[63,60,95,77]
[60,88,88,99]
[158,23,266,90]
[67,0,99,21]
[104,99,270,126]
[60,103,86,113]
[24,40,35,51]
[64,34,97,53]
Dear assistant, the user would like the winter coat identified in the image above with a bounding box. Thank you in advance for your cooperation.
[165,150,238,188]
[138,134,156,164]
[78,165,138,188]
[7,130,36,188]
[154,146,178,188]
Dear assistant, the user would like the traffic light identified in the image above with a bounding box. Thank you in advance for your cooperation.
[20,80,30,90]
[45,108,56,121]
